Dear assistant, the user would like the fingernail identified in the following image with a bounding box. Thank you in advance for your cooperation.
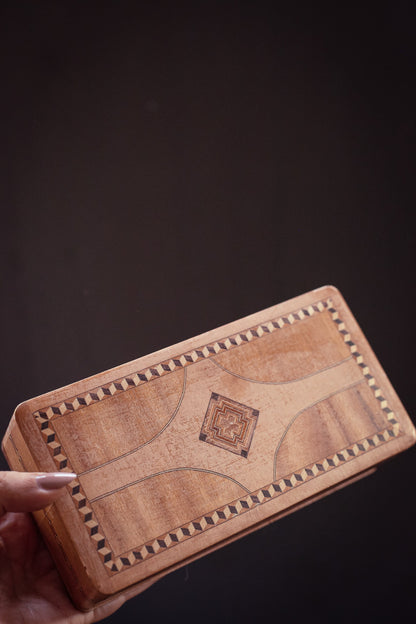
[36,472,77,490]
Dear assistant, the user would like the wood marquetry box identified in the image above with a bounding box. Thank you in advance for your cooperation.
[2,285,415,610]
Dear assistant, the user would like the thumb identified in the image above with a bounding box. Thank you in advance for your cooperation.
[0,471,76,516]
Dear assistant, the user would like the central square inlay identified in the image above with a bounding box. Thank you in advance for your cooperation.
[199,392,259,458]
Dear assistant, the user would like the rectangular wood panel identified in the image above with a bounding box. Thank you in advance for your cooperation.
[2,285,415,610]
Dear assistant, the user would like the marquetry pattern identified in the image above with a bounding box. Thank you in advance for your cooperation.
[199,393,259,457]
[32,298,401,575]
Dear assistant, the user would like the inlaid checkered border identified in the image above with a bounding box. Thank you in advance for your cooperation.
[32,298,400,574]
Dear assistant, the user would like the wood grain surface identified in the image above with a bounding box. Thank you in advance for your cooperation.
[2,285,415,610]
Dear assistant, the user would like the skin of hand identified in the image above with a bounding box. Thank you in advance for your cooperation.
[0,471,125,624]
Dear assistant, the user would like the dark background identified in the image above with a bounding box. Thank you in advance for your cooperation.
[1,2,415,623]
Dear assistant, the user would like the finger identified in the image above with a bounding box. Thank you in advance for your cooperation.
[0,471,76,517]
[89,595,126,624]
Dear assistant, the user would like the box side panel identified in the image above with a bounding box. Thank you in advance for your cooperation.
[2,413,38,473]
[2,408,107,610]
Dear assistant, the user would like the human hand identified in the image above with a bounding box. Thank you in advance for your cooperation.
[0,471,125,624]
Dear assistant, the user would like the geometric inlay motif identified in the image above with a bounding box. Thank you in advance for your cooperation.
[199,393,259,457]
[30,297,402,575]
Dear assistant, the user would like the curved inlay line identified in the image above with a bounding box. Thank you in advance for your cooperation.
[210,355,353,385]
[272,378,366,480]
[89,466,250,503]
[79,368,187,477]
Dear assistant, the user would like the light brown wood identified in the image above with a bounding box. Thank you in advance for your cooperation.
[2,285,415,610]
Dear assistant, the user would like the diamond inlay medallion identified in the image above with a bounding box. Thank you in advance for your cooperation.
[199,393,259,457]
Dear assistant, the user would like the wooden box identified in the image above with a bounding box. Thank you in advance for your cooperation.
[2,285,415,610]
